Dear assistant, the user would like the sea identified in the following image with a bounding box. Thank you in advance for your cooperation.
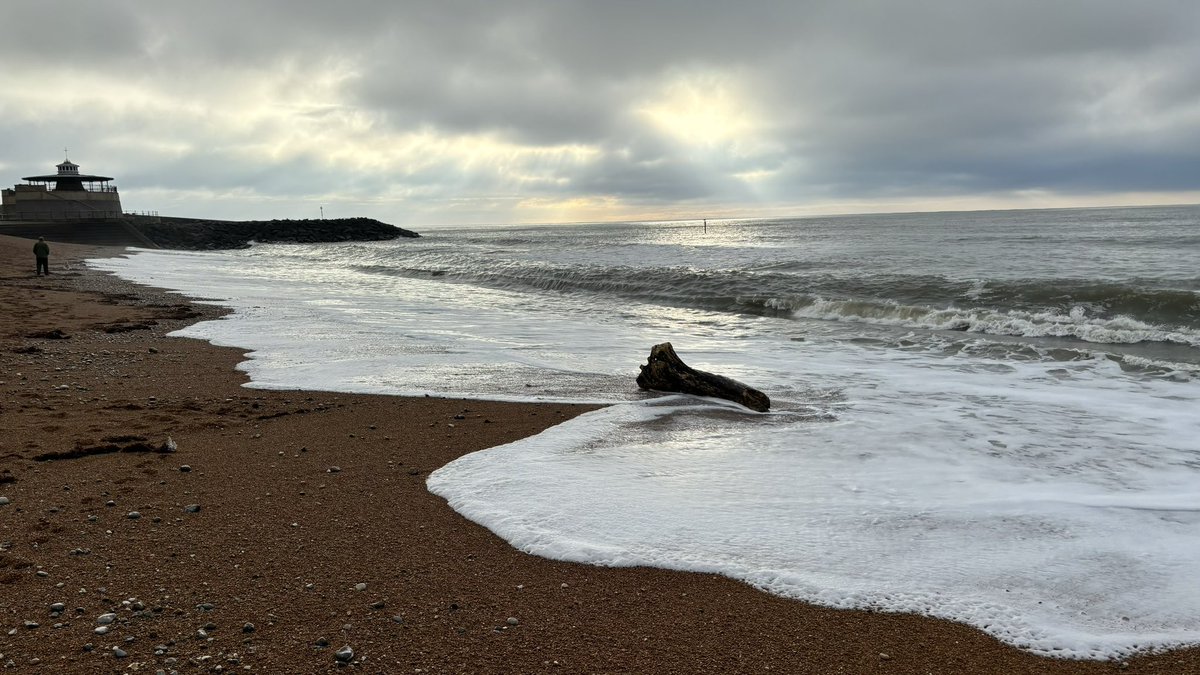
[90,205,1200,660]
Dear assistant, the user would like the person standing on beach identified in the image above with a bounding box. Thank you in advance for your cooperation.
[33,237,50,276]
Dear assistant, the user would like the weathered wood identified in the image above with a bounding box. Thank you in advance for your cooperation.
[636,342,771,412]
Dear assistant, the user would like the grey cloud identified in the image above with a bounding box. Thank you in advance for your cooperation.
[3,1,1200,222]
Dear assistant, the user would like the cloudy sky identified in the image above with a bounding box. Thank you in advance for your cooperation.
[2,1,1198,227]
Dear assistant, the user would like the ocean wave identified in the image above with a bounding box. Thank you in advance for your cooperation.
[350,251,1200,345]
[787,297,1200,347]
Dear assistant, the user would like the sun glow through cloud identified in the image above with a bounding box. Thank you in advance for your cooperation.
[637,71,763,148]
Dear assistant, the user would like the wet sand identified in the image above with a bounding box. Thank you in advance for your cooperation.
[1,233,1197,673]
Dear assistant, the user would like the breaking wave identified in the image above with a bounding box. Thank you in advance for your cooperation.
[354,251,1200,348]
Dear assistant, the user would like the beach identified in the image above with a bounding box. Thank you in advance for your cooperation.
[1,232,1199,674]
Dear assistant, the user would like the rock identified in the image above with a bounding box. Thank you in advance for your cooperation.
[126,511,141,520]
[391,616,404,624]
[354,582,367,592]
[334,645,354,663]
[183,504,201,513]
[23,621,39,630]
[49,603,66,613]
[105,500,116,507]
[369,601,385,610]
[506,617,520,626]
[130,217,418,251]
[96,613,117,625]
[315,637,329,648]
[242,622,255,633]
[0,497,9,506]
[113,647,128,658]
[94,626,110,635]
[328,466,342,473]
[179,465,192,472]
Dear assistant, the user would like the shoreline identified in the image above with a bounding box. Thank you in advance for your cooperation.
[1,234,1198,673]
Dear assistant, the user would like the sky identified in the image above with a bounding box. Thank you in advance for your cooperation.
[2,1,1198,228]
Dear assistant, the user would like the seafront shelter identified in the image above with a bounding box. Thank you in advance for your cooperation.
[0,158,124,222]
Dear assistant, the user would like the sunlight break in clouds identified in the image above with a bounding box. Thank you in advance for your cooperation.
[637,70,766,151]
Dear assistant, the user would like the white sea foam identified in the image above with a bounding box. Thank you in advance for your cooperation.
[91,236,1200,660]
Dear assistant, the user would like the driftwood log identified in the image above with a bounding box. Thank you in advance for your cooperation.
[636,342,771,412]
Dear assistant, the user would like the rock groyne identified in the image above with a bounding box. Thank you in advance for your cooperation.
[128,217,418,250]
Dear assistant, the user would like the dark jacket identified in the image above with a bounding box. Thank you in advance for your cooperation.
[33,241,49,258]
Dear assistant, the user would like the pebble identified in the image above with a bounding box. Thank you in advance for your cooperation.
[315,637,329,648]
[328,466,342,473]
[23,621,39,630]
[113,647,128,658]
[126,511,141,519]
[879,653,892,661]
[0,497,9,506]
[96,613,117,625]
[49,603,66,613]
[105,500,116,507]
[369,601,385,610]
[179,465,192,472]
[506,617,520,626]
[35,570,49,578]
[354,583,367,592]
[334,646,354,663]
[242,622,255,633]
[94,626,110,635]
[184,504,201,513]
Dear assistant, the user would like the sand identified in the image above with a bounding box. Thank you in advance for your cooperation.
[1,233,1198,674]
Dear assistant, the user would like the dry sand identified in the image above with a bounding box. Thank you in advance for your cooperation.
[1,233,1198,673]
